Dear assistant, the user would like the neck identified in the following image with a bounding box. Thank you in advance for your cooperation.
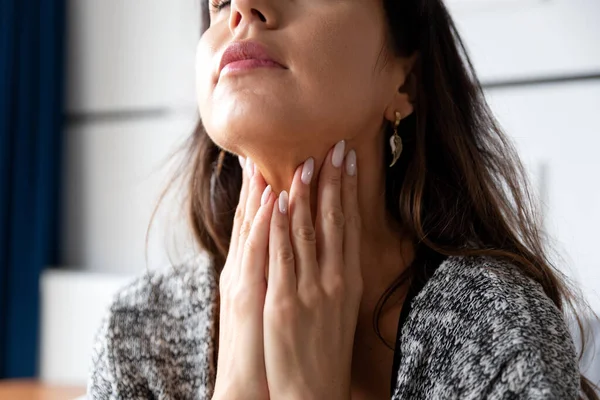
[242,130,414,321]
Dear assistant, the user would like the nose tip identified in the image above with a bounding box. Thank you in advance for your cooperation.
[230,8,267,30]
[229,0,271,34]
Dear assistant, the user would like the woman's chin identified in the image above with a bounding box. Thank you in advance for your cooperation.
[205,117,297,155]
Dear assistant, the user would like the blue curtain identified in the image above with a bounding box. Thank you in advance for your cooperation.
[0,0,65,378]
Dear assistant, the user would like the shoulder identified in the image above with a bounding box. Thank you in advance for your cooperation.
[395,254,580,399]
[412,254,572,353]
[88,253,219,399]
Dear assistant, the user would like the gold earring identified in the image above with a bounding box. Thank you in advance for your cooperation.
[389,111,403,167]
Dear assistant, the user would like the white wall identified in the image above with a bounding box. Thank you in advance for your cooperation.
[447,0,600,81]
[61,113,197,273]
[62,1,201,274]
[65,1,200,113]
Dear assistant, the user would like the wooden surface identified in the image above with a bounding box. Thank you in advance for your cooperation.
[0,380,86,400]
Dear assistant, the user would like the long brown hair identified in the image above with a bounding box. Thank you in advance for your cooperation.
[153,0,599,397]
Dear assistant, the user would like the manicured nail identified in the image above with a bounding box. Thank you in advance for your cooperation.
[332,140,346,168]
[301,158,314,185]
[345,150,357,176]
[279,191,289,214]
[238,155,245,169]
[245,157,254,178]
[261,185,272,206]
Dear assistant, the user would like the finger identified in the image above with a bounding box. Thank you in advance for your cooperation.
[268,191,297,296]
[228,155,250,260]
[289,158,318,292]
[316,140,346,282]
[237,159,266,270]
[240,184,275,284]
[341,149,361,282]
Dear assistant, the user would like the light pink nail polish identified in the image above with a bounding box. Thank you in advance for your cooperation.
[245,157,254,178]
[238,155,245,169]
[261,185,272,206]
[345,150,357,176]
[301,158,314,185]
[332,140,346,168]
[279,191,289,214]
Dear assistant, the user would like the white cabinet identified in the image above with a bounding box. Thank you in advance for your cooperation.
[66,1,201,113]
[39,270,135,385]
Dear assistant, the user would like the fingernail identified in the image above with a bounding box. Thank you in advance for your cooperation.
[238,155,245,169]
[279,191,289,214]
[345,150,357,176]
[245,157,254,178]
[332,140,346,168]
[261,185,272,206]
[301,158,314,185]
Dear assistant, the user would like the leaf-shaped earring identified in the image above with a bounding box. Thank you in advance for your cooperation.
[389,111,403,167]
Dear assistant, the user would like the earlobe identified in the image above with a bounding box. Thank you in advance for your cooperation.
[384,92,414,123]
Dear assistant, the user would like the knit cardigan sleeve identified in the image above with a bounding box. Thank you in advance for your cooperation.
[483,349,577,399]
[87,256,219,400]
[392,255,581,400]
[88,314,121,399]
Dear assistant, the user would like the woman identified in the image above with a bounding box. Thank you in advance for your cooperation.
[88,0,598,398]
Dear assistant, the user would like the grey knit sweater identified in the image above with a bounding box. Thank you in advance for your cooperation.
[88,254,581,399]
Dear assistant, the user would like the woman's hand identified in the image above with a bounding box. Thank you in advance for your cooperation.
[212,157,276,400]
[263,140,364,400]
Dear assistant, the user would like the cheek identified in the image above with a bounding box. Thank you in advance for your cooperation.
[293,7,388,130]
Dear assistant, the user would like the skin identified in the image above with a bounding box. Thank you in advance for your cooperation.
[197,0,419,397]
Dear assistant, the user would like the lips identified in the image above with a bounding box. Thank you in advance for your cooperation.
[218,40,285,75]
